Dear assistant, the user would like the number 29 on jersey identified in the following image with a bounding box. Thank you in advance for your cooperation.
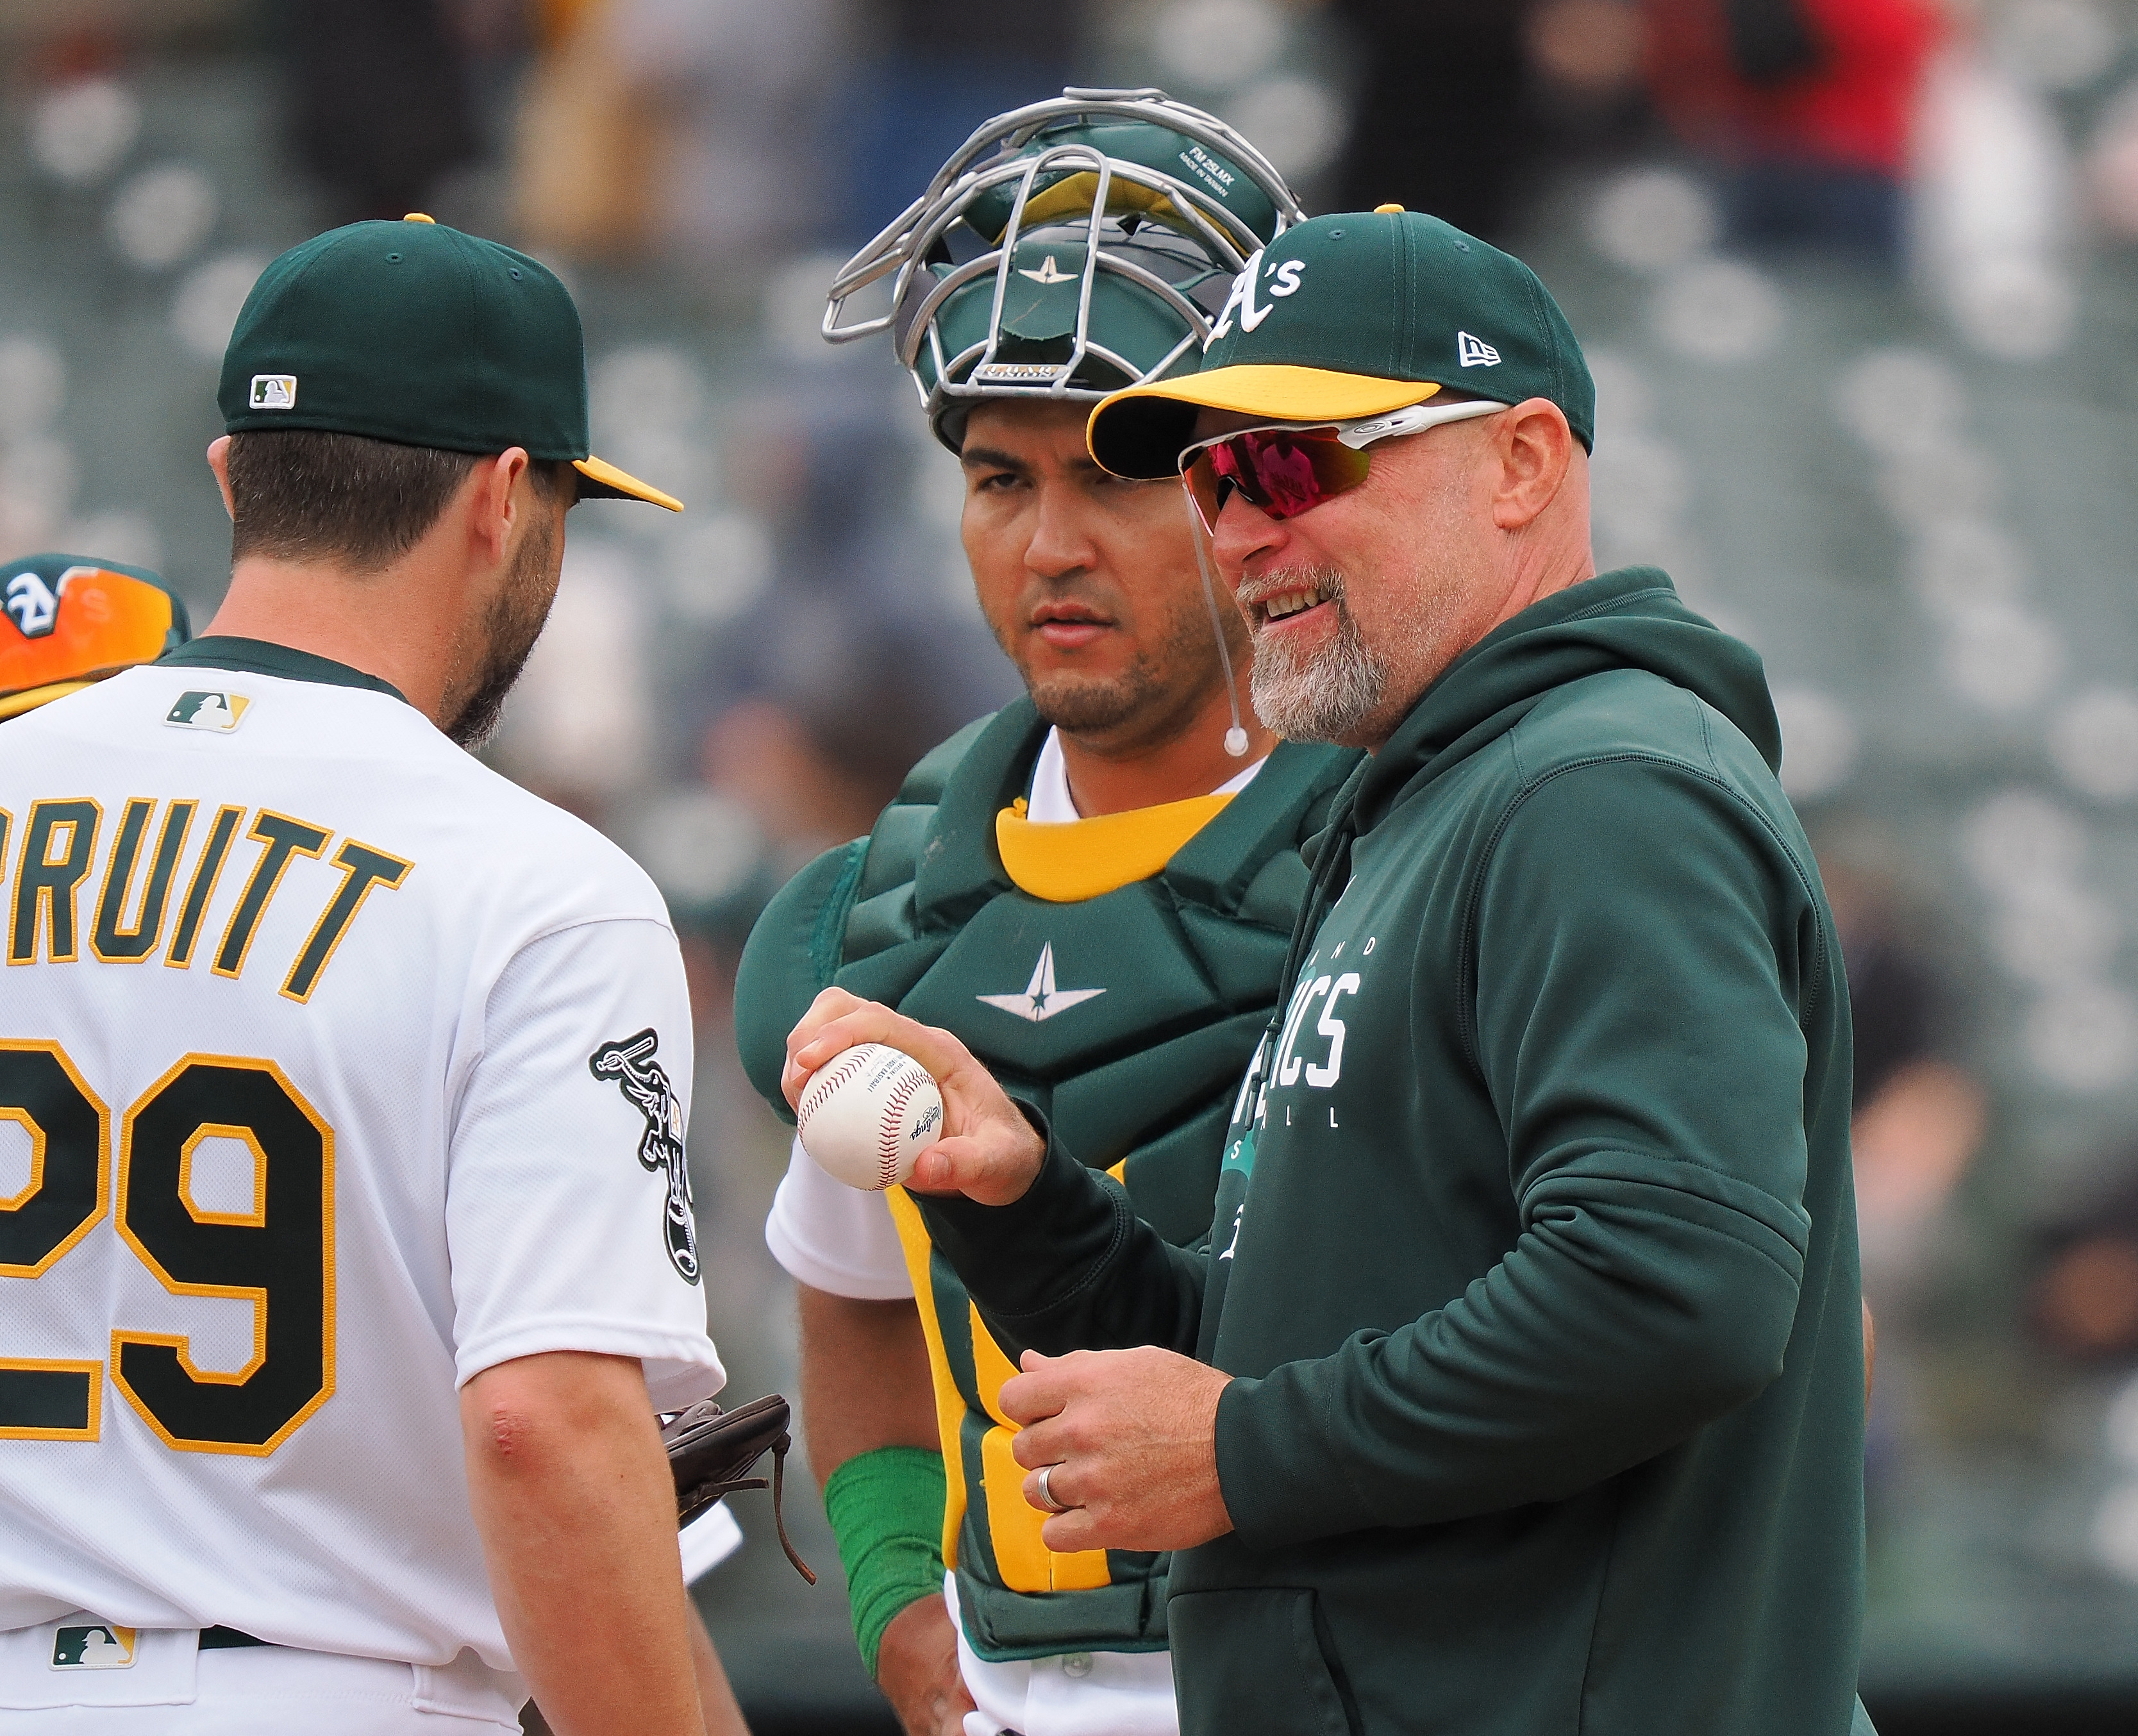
[1,1039,333,1456]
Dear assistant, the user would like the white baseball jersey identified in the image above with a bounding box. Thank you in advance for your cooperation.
[0,642,725,1680]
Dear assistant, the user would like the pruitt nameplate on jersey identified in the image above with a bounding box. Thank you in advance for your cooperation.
[165,690,250,731]
[51,1625,137,1670]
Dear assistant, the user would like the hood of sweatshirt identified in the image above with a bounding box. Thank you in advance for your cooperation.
[1349,566,1782,837]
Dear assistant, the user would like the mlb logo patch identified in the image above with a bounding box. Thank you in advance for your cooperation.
[249,374,297,410]
[165,690,249,732]
[50,1625,137,1670]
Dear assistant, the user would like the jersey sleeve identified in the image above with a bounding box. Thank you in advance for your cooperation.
[765,1136,916,1299]
[446,915,726,1410]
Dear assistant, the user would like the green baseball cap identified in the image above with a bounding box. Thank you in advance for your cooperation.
[219,215,680,510]
[1087,206,1594,480]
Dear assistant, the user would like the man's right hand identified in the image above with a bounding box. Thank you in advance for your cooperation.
[784,989,1045,1207]
[876,1596,978,1736]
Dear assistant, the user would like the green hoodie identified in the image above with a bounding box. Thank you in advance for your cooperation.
[920,569,1873,1736]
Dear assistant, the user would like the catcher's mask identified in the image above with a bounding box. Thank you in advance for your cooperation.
[823,87,1303,451]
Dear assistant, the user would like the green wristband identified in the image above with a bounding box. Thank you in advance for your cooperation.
[822,1446,949,1677]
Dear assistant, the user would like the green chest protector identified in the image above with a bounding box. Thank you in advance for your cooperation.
[735,697,1354,1658]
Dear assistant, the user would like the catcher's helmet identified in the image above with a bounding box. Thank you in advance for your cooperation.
[1,553,190,721]
[824,88,1303,449]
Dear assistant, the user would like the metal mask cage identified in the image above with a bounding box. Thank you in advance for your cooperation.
[823,88,1304,439]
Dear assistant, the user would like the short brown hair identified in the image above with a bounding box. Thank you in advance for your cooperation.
[225,430,572,570]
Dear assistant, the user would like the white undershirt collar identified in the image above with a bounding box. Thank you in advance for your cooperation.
[1026,726,1267,823]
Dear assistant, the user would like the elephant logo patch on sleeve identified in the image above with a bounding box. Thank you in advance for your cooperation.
[589,1028,700,1283]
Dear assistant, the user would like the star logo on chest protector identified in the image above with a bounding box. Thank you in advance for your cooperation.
[976,942,1105,1023]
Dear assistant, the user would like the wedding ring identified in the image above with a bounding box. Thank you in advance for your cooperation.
[1033,1463,1071,1515]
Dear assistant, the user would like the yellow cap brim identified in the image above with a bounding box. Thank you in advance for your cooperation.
[1088,366,1442,480]
[0,679,97,720]
[572,455,684,512]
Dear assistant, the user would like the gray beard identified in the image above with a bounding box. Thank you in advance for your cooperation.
[1248,575,1389,743]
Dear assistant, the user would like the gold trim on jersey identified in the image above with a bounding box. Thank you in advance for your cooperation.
[0,1040,109,1440]
[178,1124,268,1227]
[165,806,246,968]
[994,792,1235,903]
[92,799,196,964]
[112,1053,337,1457]
[970,1305,1110,1592]
[281,839,413,1003]
[0,1105,46,1212]
[0,680,95,720]
[0,1039,110,1279]
[0,1358,102,1440]
[212,812,330,980]
[882,1158,1135,1595]
[9,798,103,964]
[886,1186,970,1568]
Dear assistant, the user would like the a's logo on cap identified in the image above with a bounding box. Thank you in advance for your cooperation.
[1208,250,1310,345]
[4,569,59,638]
[1018,255,1076,285]
[165,690,250,732]
[1457,331,1501,368]
[249,374,297,410]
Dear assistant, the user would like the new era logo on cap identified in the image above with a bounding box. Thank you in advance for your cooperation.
[1087,210,1596,480]
[249,374,297,410]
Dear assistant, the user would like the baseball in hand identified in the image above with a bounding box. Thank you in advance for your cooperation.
[797,1042,944,1191]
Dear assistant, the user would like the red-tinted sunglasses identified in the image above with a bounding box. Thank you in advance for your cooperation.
[1178,397,1507,534]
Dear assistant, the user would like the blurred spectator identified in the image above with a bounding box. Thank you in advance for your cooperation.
[696,584,1015,865]
[512,0,669,257]
[1328,0,1530,240]
[1826,860,1987,1299]
[1822,855,1987,1514]
[2033,1162,2138,1365]
[832,1,1089,245]
[1643,0,1946,258]
[278,0,486,222]
[614,0,845,264]
[515,0,844,265]
[699,697,906,862]
[1912,42,2078,359]
[1529,0,1648,99]
[633,385,1017,955]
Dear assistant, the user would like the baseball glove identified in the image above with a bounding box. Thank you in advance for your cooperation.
[662,1393,815,1583]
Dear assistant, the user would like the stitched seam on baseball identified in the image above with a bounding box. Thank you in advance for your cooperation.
[880,1071,922,1188]
[798,1049,873,1132]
